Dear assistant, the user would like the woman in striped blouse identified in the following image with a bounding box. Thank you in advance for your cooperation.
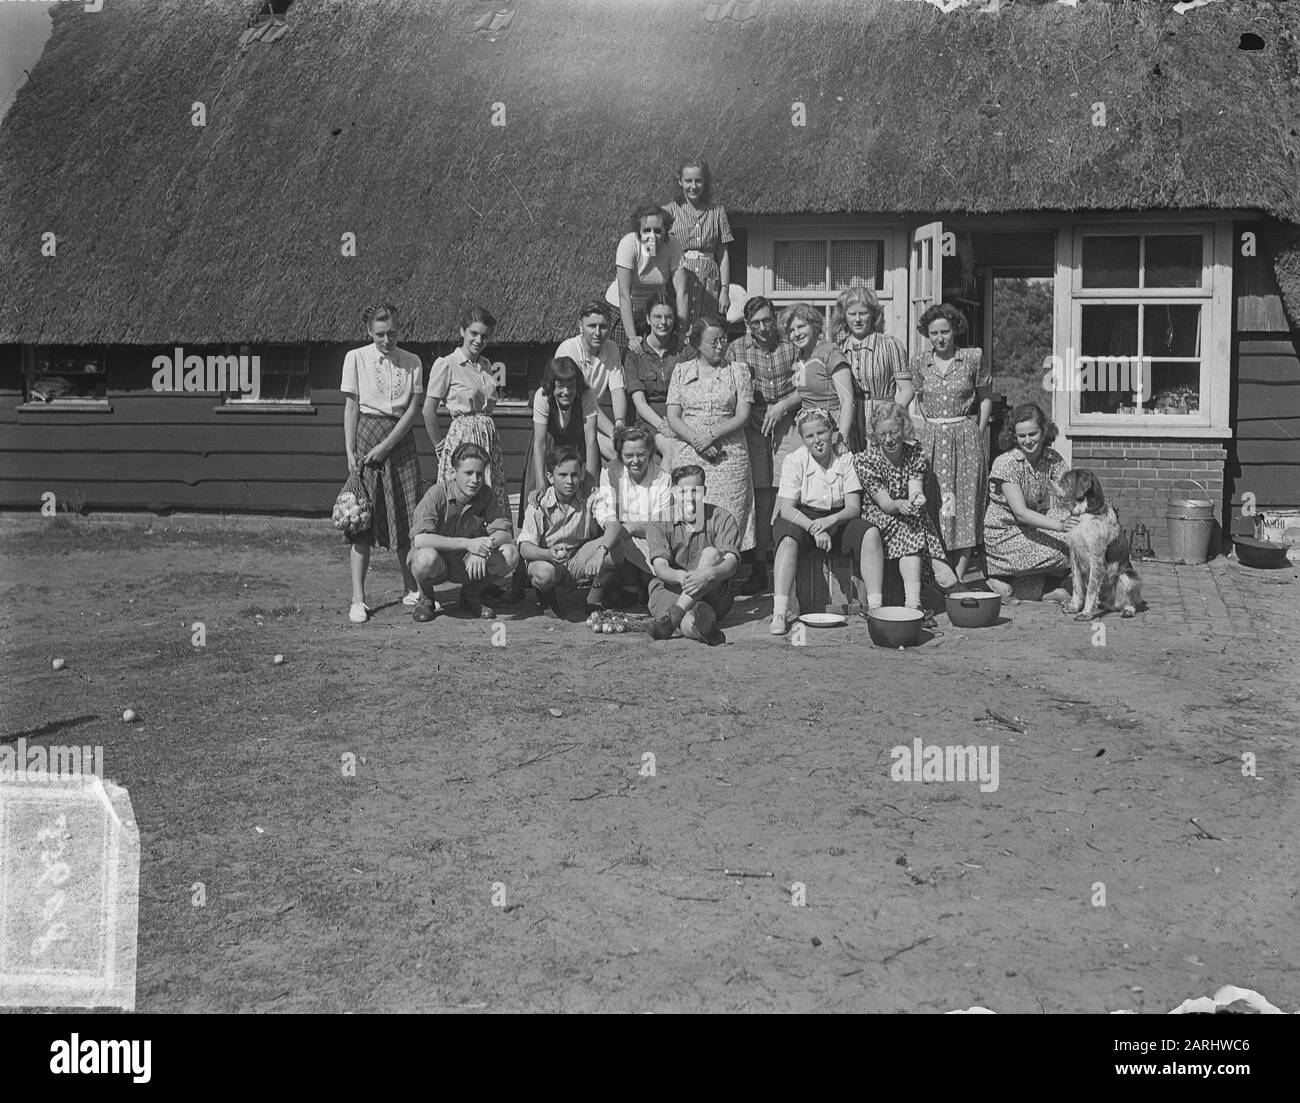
[832,279,914,452]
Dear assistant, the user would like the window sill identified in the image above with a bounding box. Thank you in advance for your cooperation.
[1066,422,1231,439]
[214,403,317,415]
[17,400,112,412]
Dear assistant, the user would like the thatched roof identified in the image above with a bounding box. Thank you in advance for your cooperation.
[1,0,1297,344]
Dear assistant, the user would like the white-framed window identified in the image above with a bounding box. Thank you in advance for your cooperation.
[747,225,900,335]
[1063,224,1228,432]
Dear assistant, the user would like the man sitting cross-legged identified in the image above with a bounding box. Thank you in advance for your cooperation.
[644,464,740,645]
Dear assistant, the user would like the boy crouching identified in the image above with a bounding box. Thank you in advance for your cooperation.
[408,442,519,621]
[645,464,739,645]
[518,445,622,615]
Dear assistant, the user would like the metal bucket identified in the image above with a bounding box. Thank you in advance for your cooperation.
[1166,480,1216,564]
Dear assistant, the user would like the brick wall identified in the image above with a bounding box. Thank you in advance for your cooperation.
[1070,438,1227,559]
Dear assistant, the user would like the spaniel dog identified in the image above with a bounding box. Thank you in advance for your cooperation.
[1054,469,1143,621]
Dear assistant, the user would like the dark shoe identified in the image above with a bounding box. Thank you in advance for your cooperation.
[690,602,725,645]
[602,585,624,610]
[740,563,769,595]
[460,593,493,619]
[412,599,437,623]
[646,614,676,641]
[536,587,562,619]
[586,583,607,612]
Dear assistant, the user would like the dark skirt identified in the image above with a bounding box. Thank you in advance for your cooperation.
[351,413,420,550]
[773,505,870,558]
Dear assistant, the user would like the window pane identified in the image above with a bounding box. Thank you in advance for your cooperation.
[1081,236,1140,288]
[1144,235,1202,288]
[1080,304,1138,357]
[27,347,108,402]
[1143,304,1200,357]
[830,240,883,291]
[227,345,310,402]
[1079,305,1138,413]
[774,240,826,292]
[1148,360,1201,413]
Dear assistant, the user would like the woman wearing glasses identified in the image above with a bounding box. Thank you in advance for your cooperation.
[614,205,691,356]
[666,315,756,553]
[855,403,958,623]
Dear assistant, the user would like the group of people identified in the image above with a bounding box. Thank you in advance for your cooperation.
[341,160,1081,640]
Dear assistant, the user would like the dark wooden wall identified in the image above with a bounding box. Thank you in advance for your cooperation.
[1230,223,1300,535]
[0,344,536,514]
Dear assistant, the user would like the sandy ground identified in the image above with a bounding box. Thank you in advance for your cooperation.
[1,517,1297,1013]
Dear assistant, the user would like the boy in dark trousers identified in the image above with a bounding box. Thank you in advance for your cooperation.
[644,464,739,645]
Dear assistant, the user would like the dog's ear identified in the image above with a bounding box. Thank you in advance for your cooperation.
[1084,471,1105,511]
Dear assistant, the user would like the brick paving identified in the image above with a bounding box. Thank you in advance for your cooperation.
[1139,556,1297,637]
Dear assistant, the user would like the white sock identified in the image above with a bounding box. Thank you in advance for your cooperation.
[904,581,921,607]
[867,592,883,610]
[773,595,789,616]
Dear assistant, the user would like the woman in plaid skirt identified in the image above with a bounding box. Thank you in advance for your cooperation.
[341,303,425,624]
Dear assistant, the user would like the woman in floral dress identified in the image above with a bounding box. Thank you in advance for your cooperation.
[664,159,734,329]
[909,303,992,583]
[666,314,756,551]
[983,403,1075,601]
[855,403,958,621]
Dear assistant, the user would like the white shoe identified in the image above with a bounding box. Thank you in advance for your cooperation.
[349,602,370,624]
[770,610,791,636]
[401,590,422,606]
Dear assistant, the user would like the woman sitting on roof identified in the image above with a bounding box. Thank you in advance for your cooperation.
[663,159,735,331]
[613,205,690,357]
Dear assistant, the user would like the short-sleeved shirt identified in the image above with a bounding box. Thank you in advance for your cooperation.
[794,339,852,415]
[554,335,625,399]
[855,439,929,503]
[663,201,734,256]
[778,445,863,511]
[840,333,911,400]
[615,232,683,312]
[340,344,424,417]
[988,447,1068,513]
[518,485,603,551]
[911,347,991,420]
[532,387,598,426]
[624,339,684,410]
[646,503,741,573]
[594,457,672,529]
[727,333,798,409]
[409,476,514,543]
[667,357,753,425]
[427,348,497,416]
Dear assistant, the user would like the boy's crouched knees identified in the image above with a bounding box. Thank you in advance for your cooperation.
[408,546,445,579]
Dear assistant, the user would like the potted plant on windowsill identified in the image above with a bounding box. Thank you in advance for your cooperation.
[1153,386,1199,415]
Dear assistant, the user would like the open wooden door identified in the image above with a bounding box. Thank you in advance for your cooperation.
[909,221,944,358]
